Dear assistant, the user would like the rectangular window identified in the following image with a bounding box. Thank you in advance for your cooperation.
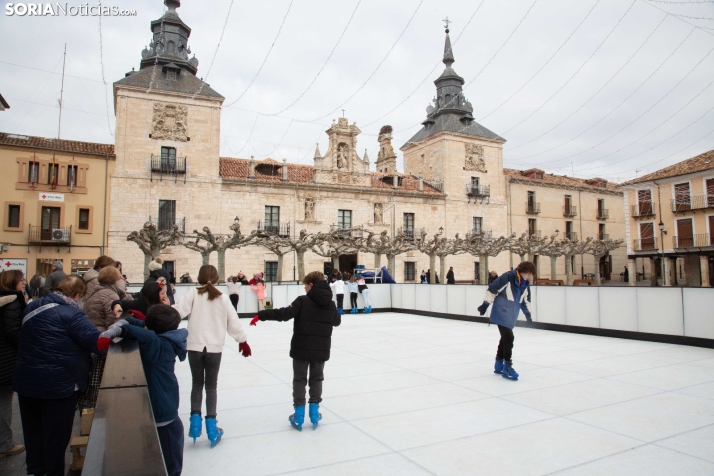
[41,206,61,240]
[471,177,480,188]
[162,260,175,279]
[528,218,537,237]
[338,210,352,230]
[158,200,176,231]
[640,223,655,250]
[265,205,280,224]
[67,165,78,187]
[527,191,536,205]
[78,208,90,230]
[707,179,714,207]
[28,161,39,183]
[564,194,572,208]
[404,262,416,282]
[565,220,574,240]
[474,262,480,281]
[48,163,59,186]
[473,217,483,234]
[161,147,177,170]
[8,205,20,228]
[264,261,278,282]
[677,218,694,248]
[599,223,606,240]
[674,183,691,211]
[638,189,653,215]
[598,198,605,213]
[403,213,414,238]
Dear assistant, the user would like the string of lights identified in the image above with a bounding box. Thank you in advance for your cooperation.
[477,0,601,122]
[224,0,294,107]
[641,0,714,34]
[192,0,236,100]
[302,0,425,123]
[261,0,362,117]
[509,26,706,166]
[97,15,114,136]
[505,14,668,153]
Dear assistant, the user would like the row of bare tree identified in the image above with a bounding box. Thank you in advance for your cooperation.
[127,221,623,285]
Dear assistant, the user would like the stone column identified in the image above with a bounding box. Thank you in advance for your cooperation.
[701,255,711,287]
[669,257,678,286]
[282,159,288,182]
[550,256,557,280]
[662,257,671,287]
[392,174,399,190]
[628,259,636,287]
[248,155,256,179]
[417,175,424,192]
[649,258,658,286]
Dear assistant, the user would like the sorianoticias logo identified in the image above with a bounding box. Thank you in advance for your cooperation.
[5,3,137,16]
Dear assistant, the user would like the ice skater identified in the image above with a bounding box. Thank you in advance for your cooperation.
[329,271,345,315]
[477,261,535,381]
[355,274,372,313]
[250,271,341,431]
[347,274,359,314]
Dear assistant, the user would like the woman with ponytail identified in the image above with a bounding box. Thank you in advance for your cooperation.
[173,265,252,448]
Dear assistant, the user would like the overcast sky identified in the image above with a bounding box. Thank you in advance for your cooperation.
[1,0,713,181]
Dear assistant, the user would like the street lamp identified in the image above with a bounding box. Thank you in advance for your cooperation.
[658,221,666,286]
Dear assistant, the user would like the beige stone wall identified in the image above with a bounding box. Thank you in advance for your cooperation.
[0,144,115,275]
[508,181,626,282]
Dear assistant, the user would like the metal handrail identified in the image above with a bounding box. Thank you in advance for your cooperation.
[673,234,711,249]
[597,209,609,219]
[526,202,541,214]
[631,203,656,218]
[465,184,490,197]
[28,225,71,244]
[671,195,714,212]
[150,155,187,183]
[258,221,291,237]
[565,232,578,241]
[564,206,578,217]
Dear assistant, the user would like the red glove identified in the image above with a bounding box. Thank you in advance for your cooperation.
[97,337,111,352]
[239,341,252,357]
[128,309,146,321]
[250,315,260,326]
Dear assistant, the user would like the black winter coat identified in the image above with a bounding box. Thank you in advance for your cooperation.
[146,269,174,302]
[13,293,102,398]
[257,281,341,362]
[0,291,25,386]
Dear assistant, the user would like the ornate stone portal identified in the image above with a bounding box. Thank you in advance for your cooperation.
[464,143,486,173]
[313,117,370,186]
[151,102,188,141]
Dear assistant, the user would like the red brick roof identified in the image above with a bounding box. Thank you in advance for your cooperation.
[0,132,114,156]
[620,148,714,186]
[219,157,443,194]
[504,168,621,193]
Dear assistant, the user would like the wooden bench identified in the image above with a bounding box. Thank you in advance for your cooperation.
[573,279,595,286]
[535,279,565,286]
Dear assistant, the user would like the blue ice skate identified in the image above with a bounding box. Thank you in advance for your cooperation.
[337,308,344,315]
[188,413,202,443]
[309,403,322,430]
[205,417,223,447]
[494,359,504,374]
[501,361,519,381]
[290,405,305,431]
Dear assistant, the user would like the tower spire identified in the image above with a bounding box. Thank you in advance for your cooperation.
[442,18,454,68]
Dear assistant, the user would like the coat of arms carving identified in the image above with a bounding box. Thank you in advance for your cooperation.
[465,144,487,173]
[151,102,189,141]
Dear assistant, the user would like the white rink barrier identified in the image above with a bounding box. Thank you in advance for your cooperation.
[129,283,714,344]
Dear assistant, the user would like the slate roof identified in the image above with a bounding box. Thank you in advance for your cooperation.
[114,66,223,99]
[219,157,443,194]
[504,168,621,193]
[0,132,114,156]
[620,148,714,186]
[401,114,505,149]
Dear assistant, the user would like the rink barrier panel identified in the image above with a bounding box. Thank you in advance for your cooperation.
[129,283,714,348]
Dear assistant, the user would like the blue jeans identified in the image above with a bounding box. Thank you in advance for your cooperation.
[157,418,184,476]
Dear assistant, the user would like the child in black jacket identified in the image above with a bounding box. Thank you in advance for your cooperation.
[250,271,341,431]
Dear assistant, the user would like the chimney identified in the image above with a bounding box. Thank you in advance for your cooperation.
[248,155,256,179]
[418,175,424,192]
[393,174,399,190]
[282,159,288,182]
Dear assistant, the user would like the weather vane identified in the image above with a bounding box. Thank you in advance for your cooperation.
[443,16,451,30]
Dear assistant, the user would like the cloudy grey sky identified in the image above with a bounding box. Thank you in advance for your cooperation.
[1,0,713,181]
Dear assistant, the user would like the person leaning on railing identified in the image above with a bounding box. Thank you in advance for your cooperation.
[12,275,115,476]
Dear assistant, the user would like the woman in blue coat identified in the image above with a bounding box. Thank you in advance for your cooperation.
[477,262,536,381]
[13,275,108,476]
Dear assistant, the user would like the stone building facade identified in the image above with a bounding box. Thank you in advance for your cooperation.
[0,2,629,285]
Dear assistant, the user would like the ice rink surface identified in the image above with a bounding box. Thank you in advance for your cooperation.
[177,313,714,476]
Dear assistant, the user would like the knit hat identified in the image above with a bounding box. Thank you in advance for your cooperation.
[53,260,64,270]
[148,257,164,272]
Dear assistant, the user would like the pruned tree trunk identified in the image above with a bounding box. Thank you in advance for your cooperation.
[439,256,447,285]
[201,252,211,266]
[565,255,573,285]
[143,253,152,281]
[276,254,284,282]
[296,250,306,281]
[479,254,487,284]
[429,253,436,284]
[217,249,226,282]
[387,254,396,277]
[550,256,557,280]
[594,259,602,286]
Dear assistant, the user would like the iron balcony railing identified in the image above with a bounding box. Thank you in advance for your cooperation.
[150,155,187,183]
[258,221,291,237]
[597,209,609,220]
[469,229,493,240]
[564,206,578,217]
[397,227,425,240]
[631,203,656,218]
[565,232,578,241]
[465,184,490,198]
[633,238,658,252]
[153,216,185,233]
[29,225,72,244]
[671,195,714,213]
[673,234,711,249]
[527,230,542,238]
[526,202,541,215]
